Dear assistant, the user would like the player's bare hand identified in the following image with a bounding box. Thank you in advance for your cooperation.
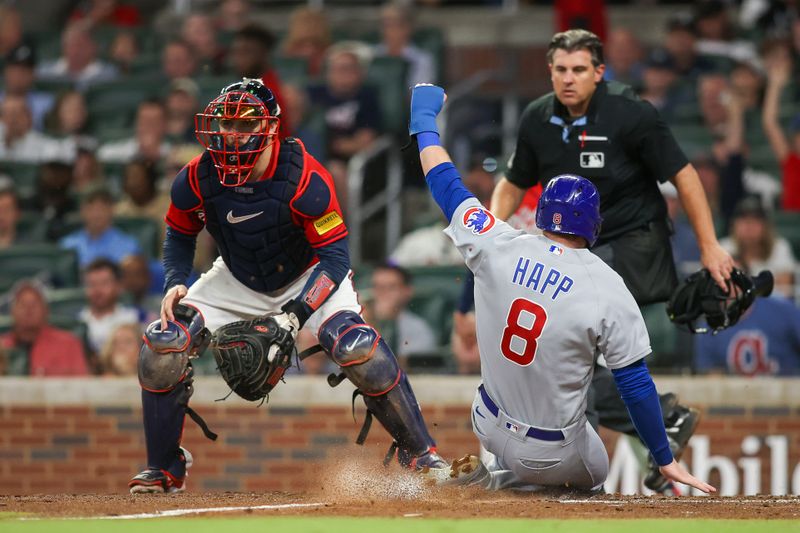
[659,460,717,494]
[700,242,735,291]
[160,285,188,330]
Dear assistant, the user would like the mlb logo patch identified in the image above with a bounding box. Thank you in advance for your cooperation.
[580,152,605,168]
[552,212,562,224]
[548,244,564,256]
[505,422,520,433]
[462,207,496,235]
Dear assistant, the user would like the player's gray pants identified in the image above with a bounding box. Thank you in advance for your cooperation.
[470,390,608,491]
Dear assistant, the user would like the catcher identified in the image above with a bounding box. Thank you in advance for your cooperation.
[129,78,447,494]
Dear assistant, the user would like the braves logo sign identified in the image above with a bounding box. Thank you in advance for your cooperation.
[463,207,496,235]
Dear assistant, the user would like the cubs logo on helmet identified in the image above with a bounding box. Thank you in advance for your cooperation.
[463,207,496,235]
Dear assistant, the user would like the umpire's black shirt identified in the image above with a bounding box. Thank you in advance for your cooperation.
[506,80,688,245]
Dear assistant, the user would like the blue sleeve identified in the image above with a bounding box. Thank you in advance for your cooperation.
[611,359,673,466]
[310,236,350,285]
[425,162,475,222]
[162,226,197,293]
[457,270,475,313]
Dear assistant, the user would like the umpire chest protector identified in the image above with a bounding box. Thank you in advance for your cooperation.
[195,138,315,292]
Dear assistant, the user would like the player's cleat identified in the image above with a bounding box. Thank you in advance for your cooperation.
[129,447,193,494]
[422,454,489,486]
[644,405,700,493]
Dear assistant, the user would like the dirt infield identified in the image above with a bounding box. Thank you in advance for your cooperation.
[3,491,799,520]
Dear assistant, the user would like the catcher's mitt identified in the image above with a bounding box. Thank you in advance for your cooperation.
[211,315,296,402]
[666,268,774,334]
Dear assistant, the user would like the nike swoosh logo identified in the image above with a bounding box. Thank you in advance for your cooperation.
[474,405,486,419]
[226,210,264,224]
[344,332,363,353]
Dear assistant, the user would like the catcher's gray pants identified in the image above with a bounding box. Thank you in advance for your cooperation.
[470,389,609,491]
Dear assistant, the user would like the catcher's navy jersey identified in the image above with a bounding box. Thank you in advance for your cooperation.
[445,198,651,428]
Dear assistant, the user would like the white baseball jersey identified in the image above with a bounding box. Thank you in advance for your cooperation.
[445,198,651,429]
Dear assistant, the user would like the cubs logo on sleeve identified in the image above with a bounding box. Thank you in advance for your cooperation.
[463,207,496,235]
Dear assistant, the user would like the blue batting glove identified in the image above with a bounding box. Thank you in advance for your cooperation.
[409,84,445,136]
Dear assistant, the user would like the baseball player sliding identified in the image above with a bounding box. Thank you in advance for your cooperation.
[409,84,715,494]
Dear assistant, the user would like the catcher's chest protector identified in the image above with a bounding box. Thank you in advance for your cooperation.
[195,139,316,292]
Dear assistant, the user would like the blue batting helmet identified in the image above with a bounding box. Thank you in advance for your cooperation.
[535,174,602,247]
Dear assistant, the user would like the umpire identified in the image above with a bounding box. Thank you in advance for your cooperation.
[490,29,735,493]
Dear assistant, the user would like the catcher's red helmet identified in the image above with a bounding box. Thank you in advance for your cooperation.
[195,78,281,186]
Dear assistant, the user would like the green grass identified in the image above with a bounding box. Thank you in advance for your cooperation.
[1,518,797,533]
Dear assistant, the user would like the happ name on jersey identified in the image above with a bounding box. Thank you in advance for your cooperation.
[511,256,574,301]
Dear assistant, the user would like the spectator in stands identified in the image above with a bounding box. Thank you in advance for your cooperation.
[663,12,715,80]
[1,44,55,131]
[46,90,92,145]
[374,3,436,87]
[693,0,758,65]
[720,197,797,297]
[72,140,104,194]
[367,263,437,365]
[281,83,325,160]
[391,157,494,267]
[119,254,159,323]
[31,161,80,241]
[695,296,800,376]
[451,305,480,375]
[181,13,226,75]
[603,28,644,87]
[114,159,170,232]
[229,24,291,138]
[161,39,199,81]
[0,95,75,162]
[729,60,764,115]
[762,41,800,211]
[69,0,142,28]
[0,280,88,376]
[109,31,139,75]
[79,258,140,358]
[99,323,142,376]
[638,48,680,116]
[165,78,200,144]
[98,98,171,164]
[0,6,24,58]
[36,23,118,91]
[0,179,21,249]
[698,74,732,139]
[282,7,332,79]
[308,42,382,209]
[60,186,141,267]
[217,0,252,33]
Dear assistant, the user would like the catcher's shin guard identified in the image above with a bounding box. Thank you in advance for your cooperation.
[319,311,438,465]
[141,372,193,475]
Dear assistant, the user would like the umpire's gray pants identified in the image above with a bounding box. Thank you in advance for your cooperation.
[470,390,609,491]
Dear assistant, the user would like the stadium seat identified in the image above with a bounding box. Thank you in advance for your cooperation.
[669,124,714,159]
[16,212,48,243]
[413,27,445,83]
[640,303,677,363]
[273,56,310,86]
[0,244,80,288]
[47,287,88,317]
[0,162,39,200]
[113,216,162,259]
[366,57,410,135]
[773,211,800,258]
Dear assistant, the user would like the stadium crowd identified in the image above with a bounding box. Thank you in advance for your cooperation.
[0,0,798,378]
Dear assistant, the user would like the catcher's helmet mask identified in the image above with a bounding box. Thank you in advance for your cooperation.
[667,268,774,334]
[195,78,281,187]
[535,174,603,247]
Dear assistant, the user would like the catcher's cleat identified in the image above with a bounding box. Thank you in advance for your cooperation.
[401,447,449,471]
[644,405,700,493]
[129,447,193,494]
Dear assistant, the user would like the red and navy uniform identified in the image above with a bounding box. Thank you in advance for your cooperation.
[163,137,349,320]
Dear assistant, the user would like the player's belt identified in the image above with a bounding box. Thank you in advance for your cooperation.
[478,384,565,441]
